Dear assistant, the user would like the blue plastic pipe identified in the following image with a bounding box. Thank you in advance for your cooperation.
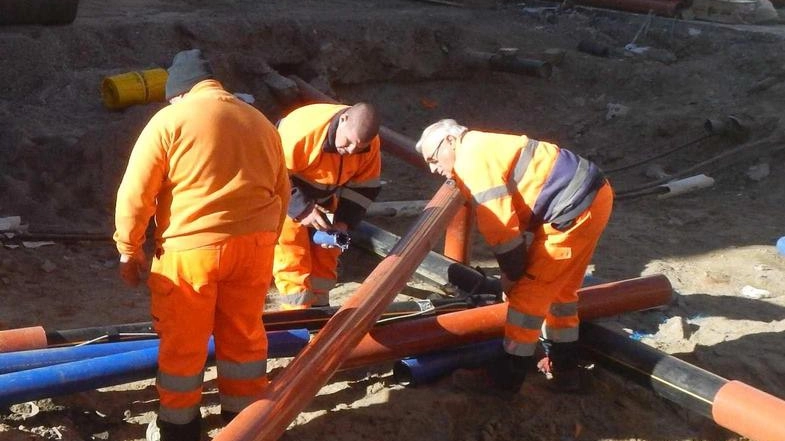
[392,274,602,386]
[393,339,504,386]
[0,339,161,374]
[0,329,310,407]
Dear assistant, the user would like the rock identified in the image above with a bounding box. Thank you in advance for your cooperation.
[656,316,687,341]
[40,259,57,273]
[606,103,630,120]
[746,162,770,181]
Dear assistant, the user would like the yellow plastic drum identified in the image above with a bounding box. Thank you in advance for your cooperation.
[101,68,168,110]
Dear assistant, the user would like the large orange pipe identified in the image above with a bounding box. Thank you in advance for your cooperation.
[342,274,672,369]
[0,326,47,353]
[290,75,474,265]
[214,181,466,441]
[581,322,785,441]
[443,203,473,264]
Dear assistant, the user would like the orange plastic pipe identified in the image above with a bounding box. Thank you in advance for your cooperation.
[0,326,47,352]
[444,203,474,264]
[342,274,672,369]
[712,380,785,441]
[214,181,466,441]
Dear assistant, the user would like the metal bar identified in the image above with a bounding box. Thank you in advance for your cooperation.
[215,181,466,441]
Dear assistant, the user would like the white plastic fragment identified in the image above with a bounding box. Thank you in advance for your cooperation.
[740,285,771,299]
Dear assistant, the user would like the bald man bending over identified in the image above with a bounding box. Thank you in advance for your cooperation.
[273,103,382,309]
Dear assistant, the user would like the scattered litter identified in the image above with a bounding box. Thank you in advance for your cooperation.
[0,216,21,232]
[624,43,650,55]
[740,285,771,299]
[606,103,630,120]
[777,236,785,256]
[687,27,702,36]
[91,431,109,440]
[9,402,39,419]
[22,241,56,249]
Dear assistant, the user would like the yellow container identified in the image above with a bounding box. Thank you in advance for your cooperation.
[101,68,168,110]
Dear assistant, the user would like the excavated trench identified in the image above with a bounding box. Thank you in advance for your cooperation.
[2,3,785,440]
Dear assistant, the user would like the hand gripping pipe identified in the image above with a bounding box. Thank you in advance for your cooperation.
[0,329,310,407]
[341,274,672,370]
[580,322,785,441]
[289,74,472,262]
[214,180,466,441]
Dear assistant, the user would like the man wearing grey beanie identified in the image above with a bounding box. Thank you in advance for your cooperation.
[114,49,290,441]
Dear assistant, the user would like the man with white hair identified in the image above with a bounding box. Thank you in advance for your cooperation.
[416,119,613,393]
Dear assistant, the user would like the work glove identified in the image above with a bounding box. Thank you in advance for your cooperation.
[118,251,147,287]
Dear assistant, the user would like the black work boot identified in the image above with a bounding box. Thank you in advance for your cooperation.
[487,353,534,393]
[537,339,584,393]
[149,417,202,441]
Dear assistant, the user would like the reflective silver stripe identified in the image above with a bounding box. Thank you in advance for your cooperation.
[503,338,537,356]
[491,235,525,255]
[551,157,591,214]
[292,174,333,190]
[158,405,201,425]
[156,370,204,393]
[340,188,373,208]
[311,277,335,293]
[549,302,578,317]
[220,394,254,413]
[472,185,509,205]
[542,325,579,342]
[506,307,544,331]
[281,292,315,305]
[217,359,267,380]
[511,138,539,184]
[345,178,381,188]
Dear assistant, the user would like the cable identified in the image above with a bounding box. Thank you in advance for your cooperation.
[605,133,713,174]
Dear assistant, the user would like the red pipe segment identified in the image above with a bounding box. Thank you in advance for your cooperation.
[712,380,785,441]
[342,273,672,369]
[443,203,474,264]
[214,181,466,441]
[0,326,47,352]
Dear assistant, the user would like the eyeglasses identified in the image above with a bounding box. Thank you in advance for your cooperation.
[425,138,446,164]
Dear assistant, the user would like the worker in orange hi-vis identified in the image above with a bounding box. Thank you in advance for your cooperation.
[113,49,289,441]
[416,119,613,394]
[273,102,382,310]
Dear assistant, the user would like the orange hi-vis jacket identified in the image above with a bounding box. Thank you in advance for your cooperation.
[114,80,289,256]
[277,103,382,228]
[452,130,605,281]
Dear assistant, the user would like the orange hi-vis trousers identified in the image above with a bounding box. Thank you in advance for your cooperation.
[504,183,614,357]
[147,231,276,425]
[273,215,341,309]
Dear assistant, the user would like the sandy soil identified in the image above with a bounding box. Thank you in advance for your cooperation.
[1,1,784,440]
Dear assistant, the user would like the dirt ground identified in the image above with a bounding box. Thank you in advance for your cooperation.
[1,1,785,440]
